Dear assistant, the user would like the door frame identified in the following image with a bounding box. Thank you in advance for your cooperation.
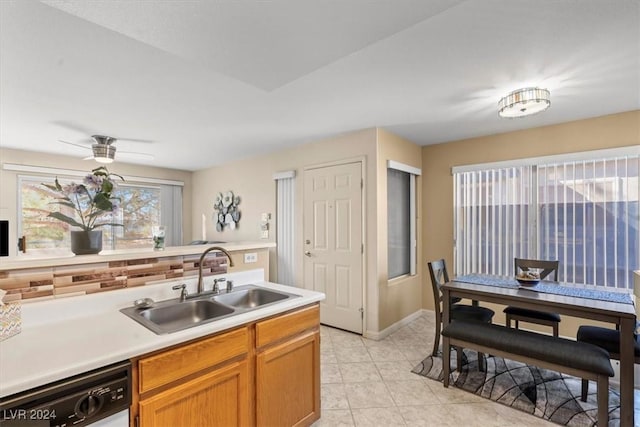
[302,156,367,334]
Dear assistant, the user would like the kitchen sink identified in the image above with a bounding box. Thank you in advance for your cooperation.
[121,285,299,335]
[212,287,290,309]
[121,299,235,335]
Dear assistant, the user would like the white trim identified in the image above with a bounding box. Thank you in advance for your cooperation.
[451,146,640,174]
[364,309,428,340]
[3,163,184,186]
[273,170,296,180]
[387,160,422,176]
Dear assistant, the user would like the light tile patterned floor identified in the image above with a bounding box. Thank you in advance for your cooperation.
[313,312,564,427]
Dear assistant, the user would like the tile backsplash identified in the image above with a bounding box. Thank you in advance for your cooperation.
[0,253,228,303]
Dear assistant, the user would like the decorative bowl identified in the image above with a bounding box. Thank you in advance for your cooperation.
[516,277,540,286]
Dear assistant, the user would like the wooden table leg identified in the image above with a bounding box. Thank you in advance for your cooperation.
[619,316,635,426]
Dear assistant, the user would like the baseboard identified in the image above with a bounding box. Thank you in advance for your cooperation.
[363,309,429,341]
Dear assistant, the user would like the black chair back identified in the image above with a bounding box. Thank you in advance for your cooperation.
[428,259,449,313]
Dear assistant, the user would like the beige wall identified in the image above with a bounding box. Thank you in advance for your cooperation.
[376,128,423,330]
[192,129,381,332]
[192,128,424,335]
[421,110,640,336]
[0,148,193,255]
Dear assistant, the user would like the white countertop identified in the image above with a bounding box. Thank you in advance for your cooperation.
[0,241,276,270]
[0,269,324,398]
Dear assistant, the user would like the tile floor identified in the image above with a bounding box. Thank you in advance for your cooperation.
[313,312,567,427]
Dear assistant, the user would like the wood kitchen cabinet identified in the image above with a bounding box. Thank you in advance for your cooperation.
[139,360,248,427]
[130,303,320,427]
[132,327,250,427]
[255,305,321,426]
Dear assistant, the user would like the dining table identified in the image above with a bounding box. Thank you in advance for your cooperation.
[441,274,636,426]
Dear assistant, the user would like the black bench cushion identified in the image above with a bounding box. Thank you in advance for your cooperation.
[451,304,495,323]
[577,325,640,358]
[442,321,614,377]
[503,306,561,322]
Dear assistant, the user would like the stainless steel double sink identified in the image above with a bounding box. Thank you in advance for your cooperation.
[120,285,300,335]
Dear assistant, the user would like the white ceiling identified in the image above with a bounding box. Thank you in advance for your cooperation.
[1,0,638,171]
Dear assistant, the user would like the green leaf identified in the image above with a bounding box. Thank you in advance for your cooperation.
[93,222,124,228]
[92,166,109,176]
[48,200,76,209]
[93,193,113,211]
[102,180,113,194]
[47,212,85,229]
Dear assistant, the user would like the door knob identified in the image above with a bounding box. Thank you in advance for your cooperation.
[304,251,311,257]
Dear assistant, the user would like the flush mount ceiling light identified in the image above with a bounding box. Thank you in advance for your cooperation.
[91,139,116,164]
[498,87,551,118]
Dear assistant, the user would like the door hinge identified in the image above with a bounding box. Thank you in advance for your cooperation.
[361,243,364,254]
[361,178,363,189]
[359,307,364,319]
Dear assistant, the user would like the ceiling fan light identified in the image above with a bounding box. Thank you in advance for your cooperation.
[498,87,550,118]
[92,144,116,163]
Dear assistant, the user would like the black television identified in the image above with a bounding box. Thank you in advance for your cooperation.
[0,220,8,256]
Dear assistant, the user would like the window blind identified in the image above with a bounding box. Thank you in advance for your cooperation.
[537,157,639,288]
[454,151,639,289]
[454,166,534,277]
[275,171,295,286]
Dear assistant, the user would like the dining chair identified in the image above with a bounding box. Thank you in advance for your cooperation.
[428,259,495,370]
[504,258,561,336]
[576,325,640,401]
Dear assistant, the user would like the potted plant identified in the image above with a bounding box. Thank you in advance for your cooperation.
[43,166,123,255]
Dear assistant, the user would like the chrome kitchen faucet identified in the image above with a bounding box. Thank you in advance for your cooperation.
[196,246,234,294]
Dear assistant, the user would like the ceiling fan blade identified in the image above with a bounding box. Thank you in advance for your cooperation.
[119,151,155,160]
[52,120,94,135]
[119,138,155,144]
[59,139,91,150]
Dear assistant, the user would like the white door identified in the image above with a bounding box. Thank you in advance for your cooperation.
[303,162,363,334]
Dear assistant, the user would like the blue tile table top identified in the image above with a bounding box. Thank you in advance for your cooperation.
[454,273,634,305]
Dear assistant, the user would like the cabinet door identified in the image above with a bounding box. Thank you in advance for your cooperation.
[256,331,320,427]
[139,360,249,427]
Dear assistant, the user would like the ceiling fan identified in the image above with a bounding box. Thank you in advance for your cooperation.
[59,135,155,163]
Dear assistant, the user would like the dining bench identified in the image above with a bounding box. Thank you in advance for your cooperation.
[441,321,614,425]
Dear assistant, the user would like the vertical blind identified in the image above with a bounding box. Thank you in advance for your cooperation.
[388,168,411,279]
[454,150,639,289]
[275,171,295,286]
[387,160,421,279]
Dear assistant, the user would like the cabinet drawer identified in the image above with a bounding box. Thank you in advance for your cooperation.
[139,327,248,394]
[256,304,319,348]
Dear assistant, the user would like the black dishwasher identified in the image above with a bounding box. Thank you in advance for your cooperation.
[0,361,130,427]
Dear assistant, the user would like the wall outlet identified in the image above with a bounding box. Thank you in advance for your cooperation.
[244,252,258,263]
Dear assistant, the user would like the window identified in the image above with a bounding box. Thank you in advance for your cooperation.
[387,160,421,280]
[453,148,639,289]
[106,184,162,249]
[17,169,183,255]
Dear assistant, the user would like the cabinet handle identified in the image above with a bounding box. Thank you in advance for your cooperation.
[304,251,311,257]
